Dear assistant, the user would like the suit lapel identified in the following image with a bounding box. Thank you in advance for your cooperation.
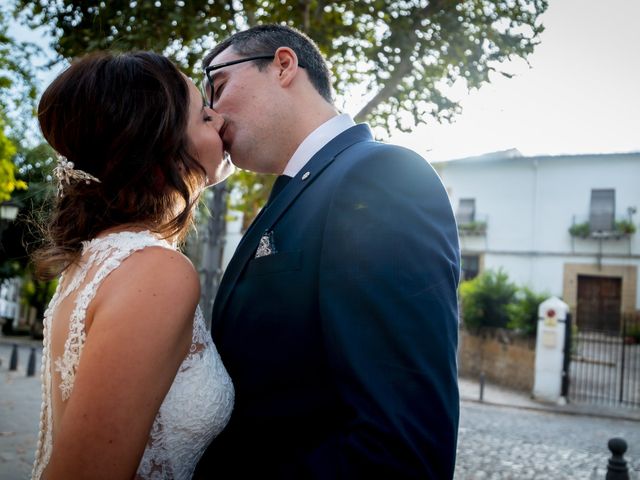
[212,124,373,331]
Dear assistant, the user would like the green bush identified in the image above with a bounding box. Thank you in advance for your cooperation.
[459,269,517,330]
[507,287,550,336]
[459,269,550,336]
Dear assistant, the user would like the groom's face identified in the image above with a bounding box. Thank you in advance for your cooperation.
[205,47,286,174]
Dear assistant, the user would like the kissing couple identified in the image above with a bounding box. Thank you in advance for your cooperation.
[31,24,460,480]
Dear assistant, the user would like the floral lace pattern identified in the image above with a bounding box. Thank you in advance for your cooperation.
[32,231,234,480]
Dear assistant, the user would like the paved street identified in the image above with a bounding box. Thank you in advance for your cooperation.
[1,339,639,479]
[0,341,41,480]
[456,402,640,479]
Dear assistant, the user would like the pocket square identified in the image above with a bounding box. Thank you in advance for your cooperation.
[255,230,277,258]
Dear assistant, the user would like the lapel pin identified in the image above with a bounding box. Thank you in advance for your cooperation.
[302,171,311,180]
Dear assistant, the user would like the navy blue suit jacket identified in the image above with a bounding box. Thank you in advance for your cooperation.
[196,124,461,479]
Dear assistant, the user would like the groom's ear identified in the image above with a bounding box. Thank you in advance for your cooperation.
[273,47,300,88]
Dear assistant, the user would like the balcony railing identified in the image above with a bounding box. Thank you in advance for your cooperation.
[457,219,487,236]
[569,218,636,240]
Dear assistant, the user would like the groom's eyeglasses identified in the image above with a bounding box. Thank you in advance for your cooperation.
[202,54,307,108]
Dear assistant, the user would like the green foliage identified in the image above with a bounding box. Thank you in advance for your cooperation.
[0,8,38,137]
[460,269,548,336]
[16,0,548,134]
[0,6,37,201]
[568,221,590,238]
[569,219,637,238]
[458,220,487,235]
[0,142,56,282]
[20,268,58,320]
[506,287,549,336]
[615,219,636,235]
[228,171,277,230]
[15,0,548,223]
[459,269,517,330]
[0,117,27,201]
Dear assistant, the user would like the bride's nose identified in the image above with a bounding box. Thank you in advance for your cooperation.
[208,109,225,132]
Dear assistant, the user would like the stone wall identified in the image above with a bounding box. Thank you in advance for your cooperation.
[458,328,536,392]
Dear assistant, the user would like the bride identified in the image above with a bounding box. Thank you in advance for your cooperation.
[31,51,234,479]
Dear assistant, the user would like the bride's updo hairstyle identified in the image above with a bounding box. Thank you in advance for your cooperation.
[34,51,206,280]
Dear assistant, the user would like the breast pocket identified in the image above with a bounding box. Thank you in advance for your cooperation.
[246,251,303,276]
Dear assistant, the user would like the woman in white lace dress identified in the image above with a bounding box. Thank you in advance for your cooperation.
[31,51,234,479]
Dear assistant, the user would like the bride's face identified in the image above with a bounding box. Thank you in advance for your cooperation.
[185,79,234,186]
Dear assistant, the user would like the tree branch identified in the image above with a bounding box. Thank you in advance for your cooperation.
[302,0,311,31]
[354,1,443,123]
[353,53,414,123]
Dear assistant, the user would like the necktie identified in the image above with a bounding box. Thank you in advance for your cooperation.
[266,175,291,207]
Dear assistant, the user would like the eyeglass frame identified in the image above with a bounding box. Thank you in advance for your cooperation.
[202,54,307,108]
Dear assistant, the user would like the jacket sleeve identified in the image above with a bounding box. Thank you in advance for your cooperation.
[307,144,461,479]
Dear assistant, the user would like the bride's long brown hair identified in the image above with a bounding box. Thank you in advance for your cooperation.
[33,51,206,280]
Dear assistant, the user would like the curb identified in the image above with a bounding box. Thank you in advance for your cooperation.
[461,396,640,423]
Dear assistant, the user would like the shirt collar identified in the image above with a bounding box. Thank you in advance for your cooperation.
[282,113,356,178]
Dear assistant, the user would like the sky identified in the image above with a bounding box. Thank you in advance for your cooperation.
[389,0,640,161]
[7,0,640,162]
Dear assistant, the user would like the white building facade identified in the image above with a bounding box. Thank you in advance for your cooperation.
[433,150,640,331]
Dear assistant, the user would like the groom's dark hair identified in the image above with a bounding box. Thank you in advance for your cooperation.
[203,24,333,103]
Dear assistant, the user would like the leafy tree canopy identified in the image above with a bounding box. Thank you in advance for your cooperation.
[0,141,55,280]
[1,6,38,136]
[17,0,547,132]
[0,118,24,202]
[0,6,36,201]
[15,0,548,221]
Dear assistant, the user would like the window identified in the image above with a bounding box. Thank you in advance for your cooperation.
[457,198,475,224]
[461,255,480,281]
[589,189,615,232]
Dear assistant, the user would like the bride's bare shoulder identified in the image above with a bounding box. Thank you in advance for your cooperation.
[90,246,201,332]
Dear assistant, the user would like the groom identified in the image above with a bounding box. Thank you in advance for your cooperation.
[197,25,460,479]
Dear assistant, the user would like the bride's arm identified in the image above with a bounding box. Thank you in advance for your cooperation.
[42,247,201,480]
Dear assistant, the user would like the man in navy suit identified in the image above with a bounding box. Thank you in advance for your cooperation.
[196,24,461,479]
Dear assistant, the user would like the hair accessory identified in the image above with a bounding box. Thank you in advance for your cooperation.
[52,155,101,197]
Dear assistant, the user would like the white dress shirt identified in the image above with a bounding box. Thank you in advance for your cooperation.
[282,114,356,178]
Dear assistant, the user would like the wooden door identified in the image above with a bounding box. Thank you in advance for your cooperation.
[576,275,622,332]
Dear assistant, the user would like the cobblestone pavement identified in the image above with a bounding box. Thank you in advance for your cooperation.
[1,340,639,479]
[455,402,640,480]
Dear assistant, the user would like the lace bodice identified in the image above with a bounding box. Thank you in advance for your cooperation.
[32,230,234,480]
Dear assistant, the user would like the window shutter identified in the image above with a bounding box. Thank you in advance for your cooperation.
[457,198,475,224]
[589,189,615,232]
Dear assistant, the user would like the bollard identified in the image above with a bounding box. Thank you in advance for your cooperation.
[606,437,629,480]
[27,347,36,377]
[479,372,485,403]
[9,343,18,371]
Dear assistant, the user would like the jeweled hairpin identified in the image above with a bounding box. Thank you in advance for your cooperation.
[52,154,101,197]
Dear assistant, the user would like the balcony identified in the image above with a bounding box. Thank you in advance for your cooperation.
[458,220,488,236]
[568,218,636,240]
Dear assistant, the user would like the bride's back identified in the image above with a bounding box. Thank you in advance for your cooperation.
[30,51,234,480]
[44,234,180,442]
[34,230,234,480]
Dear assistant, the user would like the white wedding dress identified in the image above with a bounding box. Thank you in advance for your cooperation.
[32,230,234,480]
